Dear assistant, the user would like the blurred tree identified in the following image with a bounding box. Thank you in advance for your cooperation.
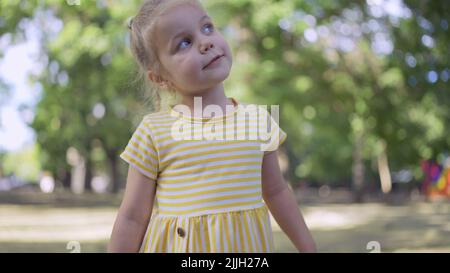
[1,0,448,200]
[208,0,449,201]
[0,81,11,129]
[390,0,449,162]
[2,144,41,182]
[31,1,148,193]
[1,0,147,193]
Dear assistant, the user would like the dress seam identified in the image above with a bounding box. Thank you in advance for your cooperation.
[152,203,267,218]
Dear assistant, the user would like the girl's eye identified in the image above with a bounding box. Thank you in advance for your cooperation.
[175,24,214,52]
[178,38,191,50]
[203,23,214,34]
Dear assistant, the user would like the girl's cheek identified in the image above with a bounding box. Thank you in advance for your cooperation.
[183,57,201,73]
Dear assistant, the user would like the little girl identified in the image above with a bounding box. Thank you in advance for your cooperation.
[108,0,316,253]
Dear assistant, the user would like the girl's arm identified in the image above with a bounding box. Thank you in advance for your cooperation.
[108,166,157,252]
[261,151,317,253]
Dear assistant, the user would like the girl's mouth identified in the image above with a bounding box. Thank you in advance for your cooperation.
[203,54,224,69]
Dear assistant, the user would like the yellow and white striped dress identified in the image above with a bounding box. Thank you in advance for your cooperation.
[120,97,287,253]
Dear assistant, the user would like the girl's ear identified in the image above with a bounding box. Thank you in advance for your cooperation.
[147,70,168,88]
[147,70,161,83]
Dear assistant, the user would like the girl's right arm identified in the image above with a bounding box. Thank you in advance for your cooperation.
[108,165,156,252]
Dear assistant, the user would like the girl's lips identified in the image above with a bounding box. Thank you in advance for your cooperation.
[203,55,224,69]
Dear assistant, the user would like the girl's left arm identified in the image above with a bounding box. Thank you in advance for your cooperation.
[261,150,317,253]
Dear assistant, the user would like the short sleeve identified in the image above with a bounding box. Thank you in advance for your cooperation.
[120,119,159,180]
[258,107,287,154]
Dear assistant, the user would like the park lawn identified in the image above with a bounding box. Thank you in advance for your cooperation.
[1,201,450,252]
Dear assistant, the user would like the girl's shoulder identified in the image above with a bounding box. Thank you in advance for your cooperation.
[236,101,275,118]
[143,109,171,119]
[141,109,174,125]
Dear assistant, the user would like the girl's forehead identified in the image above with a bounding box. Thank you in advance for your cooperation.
[163,2,206,18]
[155,4,209,42]
[158,3,207,28]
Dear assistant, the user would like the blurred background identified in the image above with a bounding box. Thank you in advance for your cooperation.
[0,0,449,252]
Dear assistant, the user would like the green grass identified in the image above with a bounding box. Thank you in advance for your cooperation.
[287,202,450,252]
[1,192,450,252]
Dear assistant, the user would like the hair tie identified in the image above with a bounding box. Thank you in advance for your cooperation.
[127,17,134,30]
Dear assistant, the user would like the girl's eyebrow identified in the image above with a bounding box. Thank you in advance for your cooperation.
[169,15,211,47]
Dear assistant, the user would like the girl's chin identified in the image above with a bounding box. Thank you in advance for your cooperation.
[200,70,231,85]
[210,66,231,81]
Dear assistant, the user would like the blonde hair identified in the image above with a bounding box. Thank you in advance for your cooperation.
[128,0,204,112]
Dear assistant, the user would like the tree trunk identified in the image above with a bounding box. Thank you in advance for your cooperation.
[377,140,392,194]
[352,134,365,203]
[107,149,121,194]
[284,139,299,182]
[84,157,93,192]
[62,168,71,189]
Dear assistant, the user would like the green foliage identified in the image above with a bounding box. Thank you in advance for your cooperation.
[1,0,448,190]
[2,144,41,182]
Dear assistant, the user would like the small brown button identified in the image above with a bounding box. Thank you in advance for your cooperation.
[177,227,185,238]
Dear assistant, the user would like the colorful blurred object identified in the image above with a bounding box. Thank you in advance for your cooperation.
[421,158,450,199]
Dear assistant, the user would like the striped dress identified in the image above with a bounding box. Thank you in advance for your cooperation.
[120,97,287,253]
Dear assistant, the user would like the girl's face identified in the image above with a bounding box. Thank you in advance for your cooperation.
[151,3,232,94]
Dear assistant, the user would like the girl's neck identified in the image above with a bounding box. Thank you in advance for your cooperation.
[178,84,233,118]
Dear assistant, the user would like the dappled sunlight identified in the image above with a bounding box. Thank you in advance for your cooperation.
[2,201,450,252]
[0,0,449,254]
[271,202,450,252]
[0,205,116,243]
[271,203,386,231]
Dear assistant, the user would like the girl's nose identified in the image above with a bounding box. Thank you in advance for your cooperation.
[200,42,214,54]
